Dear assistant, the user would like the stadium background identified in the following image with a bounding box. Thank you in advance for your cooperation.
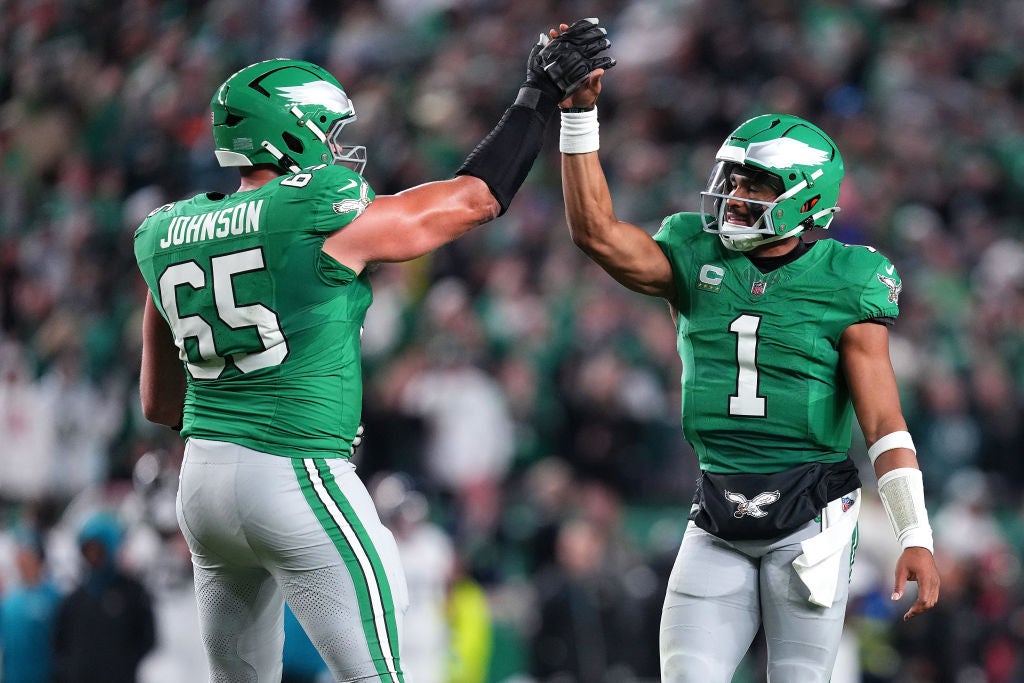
[1,0,1023,681]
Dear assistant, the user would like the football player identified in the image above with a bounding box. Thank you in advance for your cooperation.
[554,40,940,682]
[134,22,613,682]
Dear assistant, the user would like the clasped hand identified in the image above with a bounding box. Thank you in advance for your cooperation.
[524,18,616,103]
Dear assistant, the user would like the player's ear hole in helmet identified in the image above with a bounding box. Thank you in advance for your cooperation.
[211,58,367,175]
[700,114,844,252]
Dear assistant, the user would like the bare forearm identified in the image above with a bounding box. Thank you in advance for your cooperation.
[323,176,499,270]
[140,294,186,426]
[860,415,918,478]
[872,448,919,478]
[562,152,674,297]
[562,151,617,253]
[378,176,500,261]
[842,322,922,478]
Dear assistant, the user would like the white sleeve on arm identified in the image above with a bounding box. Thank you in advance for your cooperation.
[877,467,934,554]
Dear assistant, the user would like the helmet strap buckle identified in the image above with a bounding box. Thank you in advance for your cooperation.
[261,141,301,174]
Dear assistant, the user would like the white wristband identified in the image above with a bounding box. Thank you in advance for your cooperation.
[867,430,916,465]
[877,467,934,553]
[560,107,599,154]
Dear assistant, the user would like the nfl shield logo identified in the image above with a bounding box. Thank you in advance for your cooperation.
[751,281,767,296]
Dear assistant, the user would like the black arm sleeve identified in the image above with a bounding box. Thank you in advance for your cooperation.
[455,86,557,215]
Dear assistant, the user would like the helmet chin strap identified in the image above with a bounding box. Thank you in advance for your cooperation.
[720,224,806,252]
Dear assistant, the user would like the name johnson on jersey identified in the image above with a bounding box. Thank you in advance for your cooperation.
[155,199,264,248]
[134,163,374,459]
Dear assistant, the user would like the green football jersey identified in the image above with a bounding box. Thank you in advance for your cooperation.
[134,163,376,459]
[653,213,902,474]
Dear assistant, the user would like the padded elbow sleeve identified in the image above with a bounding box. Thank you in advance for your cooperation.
[455,87,556,215]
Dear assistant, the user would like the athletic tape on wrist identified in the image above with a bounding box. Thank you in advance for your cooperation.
[867,430,916,465]
[560,107,600,154]
[877,467,934,553]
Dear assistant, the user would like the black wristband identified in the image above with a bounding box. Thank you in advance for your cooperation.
[455,87,557,215]
[559,106,595,113]
[514,85,559,113]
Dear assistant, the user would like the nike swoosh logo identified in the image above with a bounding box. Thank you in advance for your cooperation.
[338,179,358,192]
[885,264,894,275]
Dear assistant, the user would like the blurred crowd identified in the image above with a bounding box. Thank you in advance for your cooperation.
[2,0,1024,681]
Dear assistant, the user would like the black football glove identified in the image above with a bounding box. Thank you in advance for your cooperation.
[524,18,616,103]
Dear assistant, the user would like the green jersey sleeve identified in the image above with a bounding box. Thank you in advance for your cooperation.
[859,252,902,320]
[653,212,709,312]
[294,164,376,234]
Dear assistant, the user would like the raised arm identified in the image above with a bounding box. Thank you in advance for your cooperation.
[326,19,615,273]
[841,320,940,621]
[324,175,499,269]
[558,68,674,299]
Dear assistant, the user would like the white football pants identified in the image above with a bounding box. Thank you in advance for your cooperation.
[177,438,409,682]
[661,512,856,682]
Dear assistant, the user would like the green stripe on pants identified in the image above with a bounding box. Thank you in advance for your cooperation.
[292,458,404,682]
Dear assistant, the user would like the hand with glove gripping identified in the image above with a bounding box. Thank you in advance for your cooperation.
[456,17,615,213]
[521,18,617,110]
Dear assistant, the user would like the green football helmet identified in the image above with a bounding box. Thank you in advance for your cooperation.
[700,114,844,252]
[211,59,366,174]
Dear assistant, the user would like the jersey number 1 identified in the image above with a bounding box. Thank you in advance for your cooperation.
[729,314,766,417]
[158,247,288,379]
